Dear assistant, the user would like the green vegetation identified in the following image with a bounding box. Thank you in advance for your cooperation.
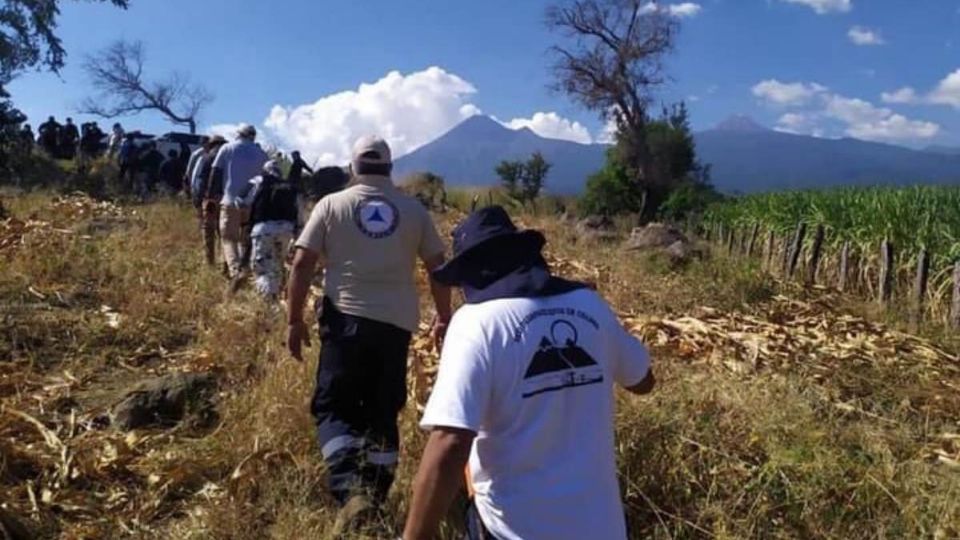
[704,186,960,266]
[495,151,551,208]
[581,104,717,220]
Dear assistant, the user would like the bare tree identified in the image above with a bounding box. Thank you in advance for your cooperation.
[80,40,212,134]
[547,0,677,219]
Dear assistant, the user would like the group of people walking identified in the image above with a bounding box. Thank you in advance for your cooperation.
[218,132,658,539]
[21,116,108,162]
[185,123,304,300]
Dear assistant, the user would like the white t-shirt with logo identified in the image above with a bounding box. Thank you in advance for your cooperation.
[421,288,651,540]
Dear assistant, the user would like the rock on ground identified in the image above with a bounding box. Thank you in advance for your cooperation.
[112,372,218,431]
[576,215,619,243]
[625,223,688,251]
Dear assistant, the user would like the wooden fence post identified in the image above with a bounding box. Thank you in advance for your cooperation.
[913,249,930,319]
[765,230,775,269]
[726,227,736,255]
[746,223,760,257]
[951,262,960,330]
[806,224,825,285]
[787,222,807,278]
[839,241,850,292]
[878,239,894,306]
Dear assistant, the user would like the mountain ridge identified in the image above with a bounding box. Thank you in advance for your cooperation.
[393,115,960,194]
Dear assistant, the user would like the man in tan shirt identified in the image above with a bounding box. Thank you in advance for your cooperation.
[286,135,450,532]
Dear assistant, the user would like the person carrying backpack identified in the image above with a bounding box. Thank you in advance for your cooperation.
[240,160,299,300]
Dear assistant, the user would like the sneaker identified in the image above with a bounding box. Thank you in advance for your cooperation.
[332,494,376,537]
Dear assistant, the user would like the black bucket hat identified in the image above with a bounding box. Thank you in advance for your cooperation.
[432,206,545,286]
[432,206,587,304]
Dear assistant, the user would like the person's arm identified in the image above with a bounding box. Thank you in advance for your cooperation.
[304,163,314,175]
[241,178,261,207]
[403,427,475,540]
[423,253,452,351]
[286,247,318,362]
[626,370,656,395]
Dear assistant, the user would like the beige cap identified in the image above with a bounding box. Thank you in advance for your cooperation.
[351,135,392,165]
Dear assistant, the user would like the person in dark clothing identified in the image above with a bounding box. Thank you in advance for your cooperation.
[288,151,314,187]
[137,142,165,196]
[118,134,138,191]
[19,124,34,152]
[240,161,300,300]
[38,116,60,156]
[60,118,80,160]
[198,137,228,268]
[78,122,104,165]
[160,149,185,194]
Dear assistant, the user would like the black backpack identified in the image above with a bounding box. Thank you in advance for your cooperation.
[251,174,298,225]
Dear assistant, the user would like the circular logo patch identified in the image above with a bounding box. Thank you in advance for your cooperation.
[355,196,400,239]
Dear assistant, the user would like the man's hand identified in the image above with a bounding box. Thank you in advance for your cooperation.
[287,320,310,362]
[287,247,320,362]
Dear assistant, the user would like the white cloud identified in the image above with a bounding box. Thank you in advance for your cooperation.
[640,2,702,18]
[880,69,960,109]
[596,117,618,144]
[823,94,939,140]
[752,79,827,105]
[880,87,918,104]
[263,67,481,165]
[848,26,885,46]
[928,68,960,109]
[502,112,593,144]
[206,123,243,138]
[780,0,852,14]
[753,78,941,142]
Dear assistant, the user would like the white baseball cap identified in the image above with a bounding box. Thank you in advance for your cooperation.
[351,135,392,165]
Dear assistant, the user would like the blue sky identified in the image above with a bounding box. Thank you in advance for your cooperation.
[8,0,960,164]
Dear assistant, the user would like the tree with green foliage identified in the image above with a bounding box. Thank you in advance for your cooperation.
[547,0,677,221]
[580,103,717,220]
[496,151,551,207]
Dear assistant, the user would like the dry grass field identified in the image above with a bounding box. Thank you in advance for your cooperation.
[2,191,959,539]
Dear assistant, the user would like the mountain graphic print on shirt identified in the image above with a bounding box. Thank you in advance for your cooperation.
[522,319,604,398]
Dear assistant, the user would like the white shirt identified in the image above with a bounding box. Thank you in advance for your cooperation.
[421,288,651,540]
[185,147,205,185]
[190,154,211,197]
[212,138,268,206]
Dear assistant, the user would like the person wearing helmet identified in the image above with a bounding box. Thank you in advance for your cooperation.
[285,135,451,534]
[208,123,268,283]
[240,160,299,300]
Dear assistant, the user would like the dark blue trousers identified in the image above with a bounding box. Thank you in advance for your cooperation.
[311,298,411,505]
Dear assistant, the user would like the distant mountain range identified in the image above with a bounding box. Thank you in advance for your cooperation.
[393,115,606,194]
[392,114,960,194]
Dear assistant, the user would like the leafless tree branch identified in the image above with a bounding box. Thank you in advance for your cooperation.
[79,40,212,134]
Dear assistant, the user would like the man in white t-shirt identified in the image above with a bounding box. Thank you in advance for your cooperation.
[403,206,656,540]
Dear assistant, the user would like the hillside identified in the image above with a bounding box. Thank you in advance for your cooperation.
[394,115,960,195]
[698,121,960,193]
[1,190,958,538]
